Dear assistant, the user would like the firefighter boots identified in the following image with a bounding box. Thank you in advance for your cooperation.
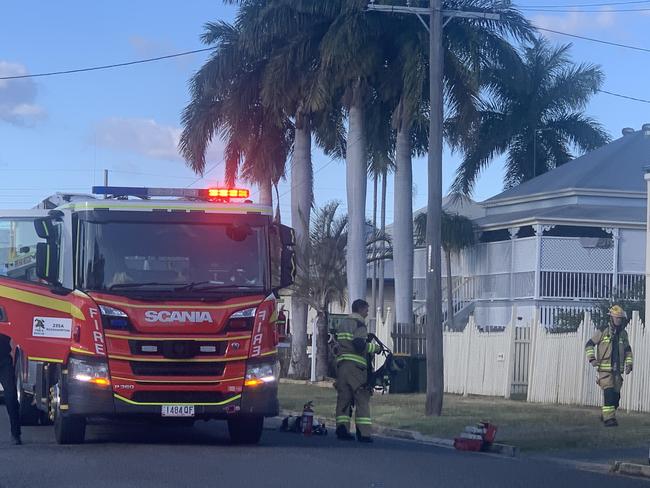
[336,425,355,441]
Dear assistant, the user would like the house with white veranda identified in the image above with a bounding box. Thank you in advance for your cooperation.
[383,125,650,331]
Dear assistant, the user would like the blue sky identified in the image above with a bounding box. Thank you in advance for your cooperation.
[1,1,649,224]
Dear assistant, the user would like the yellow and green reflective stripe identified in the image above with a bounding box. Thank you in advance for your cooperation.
[602,406,616,412]
[336,333,354,340]
[0,285,85,320]
[355,417,372,425]
[336,416,351,424]
[337,353,367,366]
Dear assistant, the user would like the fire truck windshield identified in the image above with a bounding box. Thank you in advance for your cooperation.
[77,219,268,296]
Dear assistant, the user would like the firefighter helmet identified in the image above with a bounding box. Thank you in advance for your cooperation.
[608,305,627,319]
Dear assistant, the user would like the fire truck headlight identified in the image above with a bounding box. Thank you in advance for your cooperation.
[226,307,256,332]
[69,357,111,387]
[99,305,127,317]
[244,361,278,387]
[99,304,130,330]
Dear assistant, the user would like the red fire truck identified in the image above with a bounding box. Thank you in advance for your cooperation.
[0,186,295,444]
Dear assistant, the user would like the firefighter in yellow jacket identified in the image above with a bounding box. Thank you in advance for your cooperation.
[334,299,381,443]
[585,305,633,427]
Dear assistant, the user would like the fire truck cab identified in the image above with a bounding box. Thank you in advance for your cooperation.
[0,186,295,444]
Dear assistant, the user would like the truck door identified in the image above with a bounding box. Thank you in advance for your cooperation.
[0,210,77,364]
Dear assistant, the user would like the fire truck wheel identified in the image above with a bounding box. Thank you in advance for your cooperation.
[227,416,264,444]
[50,378,86,444]
[15,356,41,426]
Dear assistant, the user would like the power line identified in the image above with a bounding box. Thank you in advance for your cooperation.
[520,6,650,11]
[520,0,650,7]
[598,89,650,103]
[185,161,225,188]
[0,47,213,80]
[534,26,650,53]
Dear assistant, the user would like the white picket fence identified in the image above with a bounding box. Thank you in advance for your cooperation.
[528,310,650,412]
[376,306,650,412]
[443,313,518,397]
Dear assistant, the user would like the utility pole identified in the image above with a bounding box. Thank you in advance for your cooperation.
[366,0,500,416]
[103,169,109,199]
[427,0,444,417]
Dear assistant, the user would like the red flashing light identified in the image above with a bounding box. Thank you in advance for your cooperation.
[207,188,250,199]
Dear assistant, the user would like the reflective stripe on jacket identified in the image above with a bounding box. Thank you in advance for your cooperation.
[335,313,377,368]
[585,325,632,373]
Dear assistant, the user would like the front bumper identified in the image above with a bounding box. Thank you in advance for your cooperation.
[65,379,278,419]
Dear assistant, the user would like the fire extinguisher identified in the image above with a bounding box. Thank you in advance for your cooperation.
[302,401,314,436]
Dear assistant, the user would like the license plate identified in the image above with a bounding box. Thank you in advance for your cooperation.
[161,405,195,417]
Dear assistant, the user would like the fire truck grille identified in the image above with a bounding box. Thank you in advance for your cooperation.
[129,362,226,376]
[131,391,233,403]
[128,340,228,359]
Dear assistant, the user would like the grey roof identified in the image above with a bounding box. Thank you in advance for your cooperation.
[387,195,483,235]
[474,204,646,229]
[486,129,650,203]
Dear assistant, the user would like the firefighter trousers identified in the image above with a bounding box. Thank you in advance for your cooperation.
[599,372,623,422]
[0,359,21,438]
[335,360,372,437]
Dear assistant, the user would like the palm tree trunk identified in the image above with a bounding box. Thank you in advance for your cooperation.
[288,120,313,379]
[346,102,368,303]
[259,179,273,206]
[378,168,387,314]
[445,249,454,329]
[393,124,414,331]
[371,174,378,319]
[315,310,330,379]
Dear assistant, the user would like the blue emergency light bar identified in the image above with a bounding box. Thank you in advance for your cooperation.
[91,186,250,200]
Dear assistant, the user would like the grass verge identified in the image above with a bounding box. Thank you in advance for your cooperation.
[279,382,650,452]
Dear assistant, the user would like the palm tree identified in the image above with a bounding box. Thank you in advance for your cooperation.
[292,202,347,380]
[378,167,389,314]
[415,211,475,329]
[449,38,610,195]
[227,0,347,378]
[366,93,396,320]
[381,0,533,416]
[314,1,389,304]
[293,201,392,379]
[179,20,291,206]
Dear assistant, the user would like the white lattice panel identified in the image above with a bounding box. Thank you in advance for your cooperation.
[541,237,613,272]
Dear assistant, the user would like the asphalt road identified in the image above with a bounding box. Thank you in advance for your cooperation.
[0,412,647,488]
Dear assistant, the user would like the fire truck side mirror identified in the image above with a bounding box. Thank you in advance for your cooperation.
[280,248,296,289]
[271,224,296,291]
[279,225,295,247]
[34,218,56,239]
[35,242,59,284]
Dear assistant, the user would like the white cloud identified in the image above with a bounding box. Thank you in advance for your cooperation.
[532,8,616,36]
[92,117,224,164]
[128,36,195,69]
[129,36,172,57]
[93,117,183,161]
[0,61,46,126]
